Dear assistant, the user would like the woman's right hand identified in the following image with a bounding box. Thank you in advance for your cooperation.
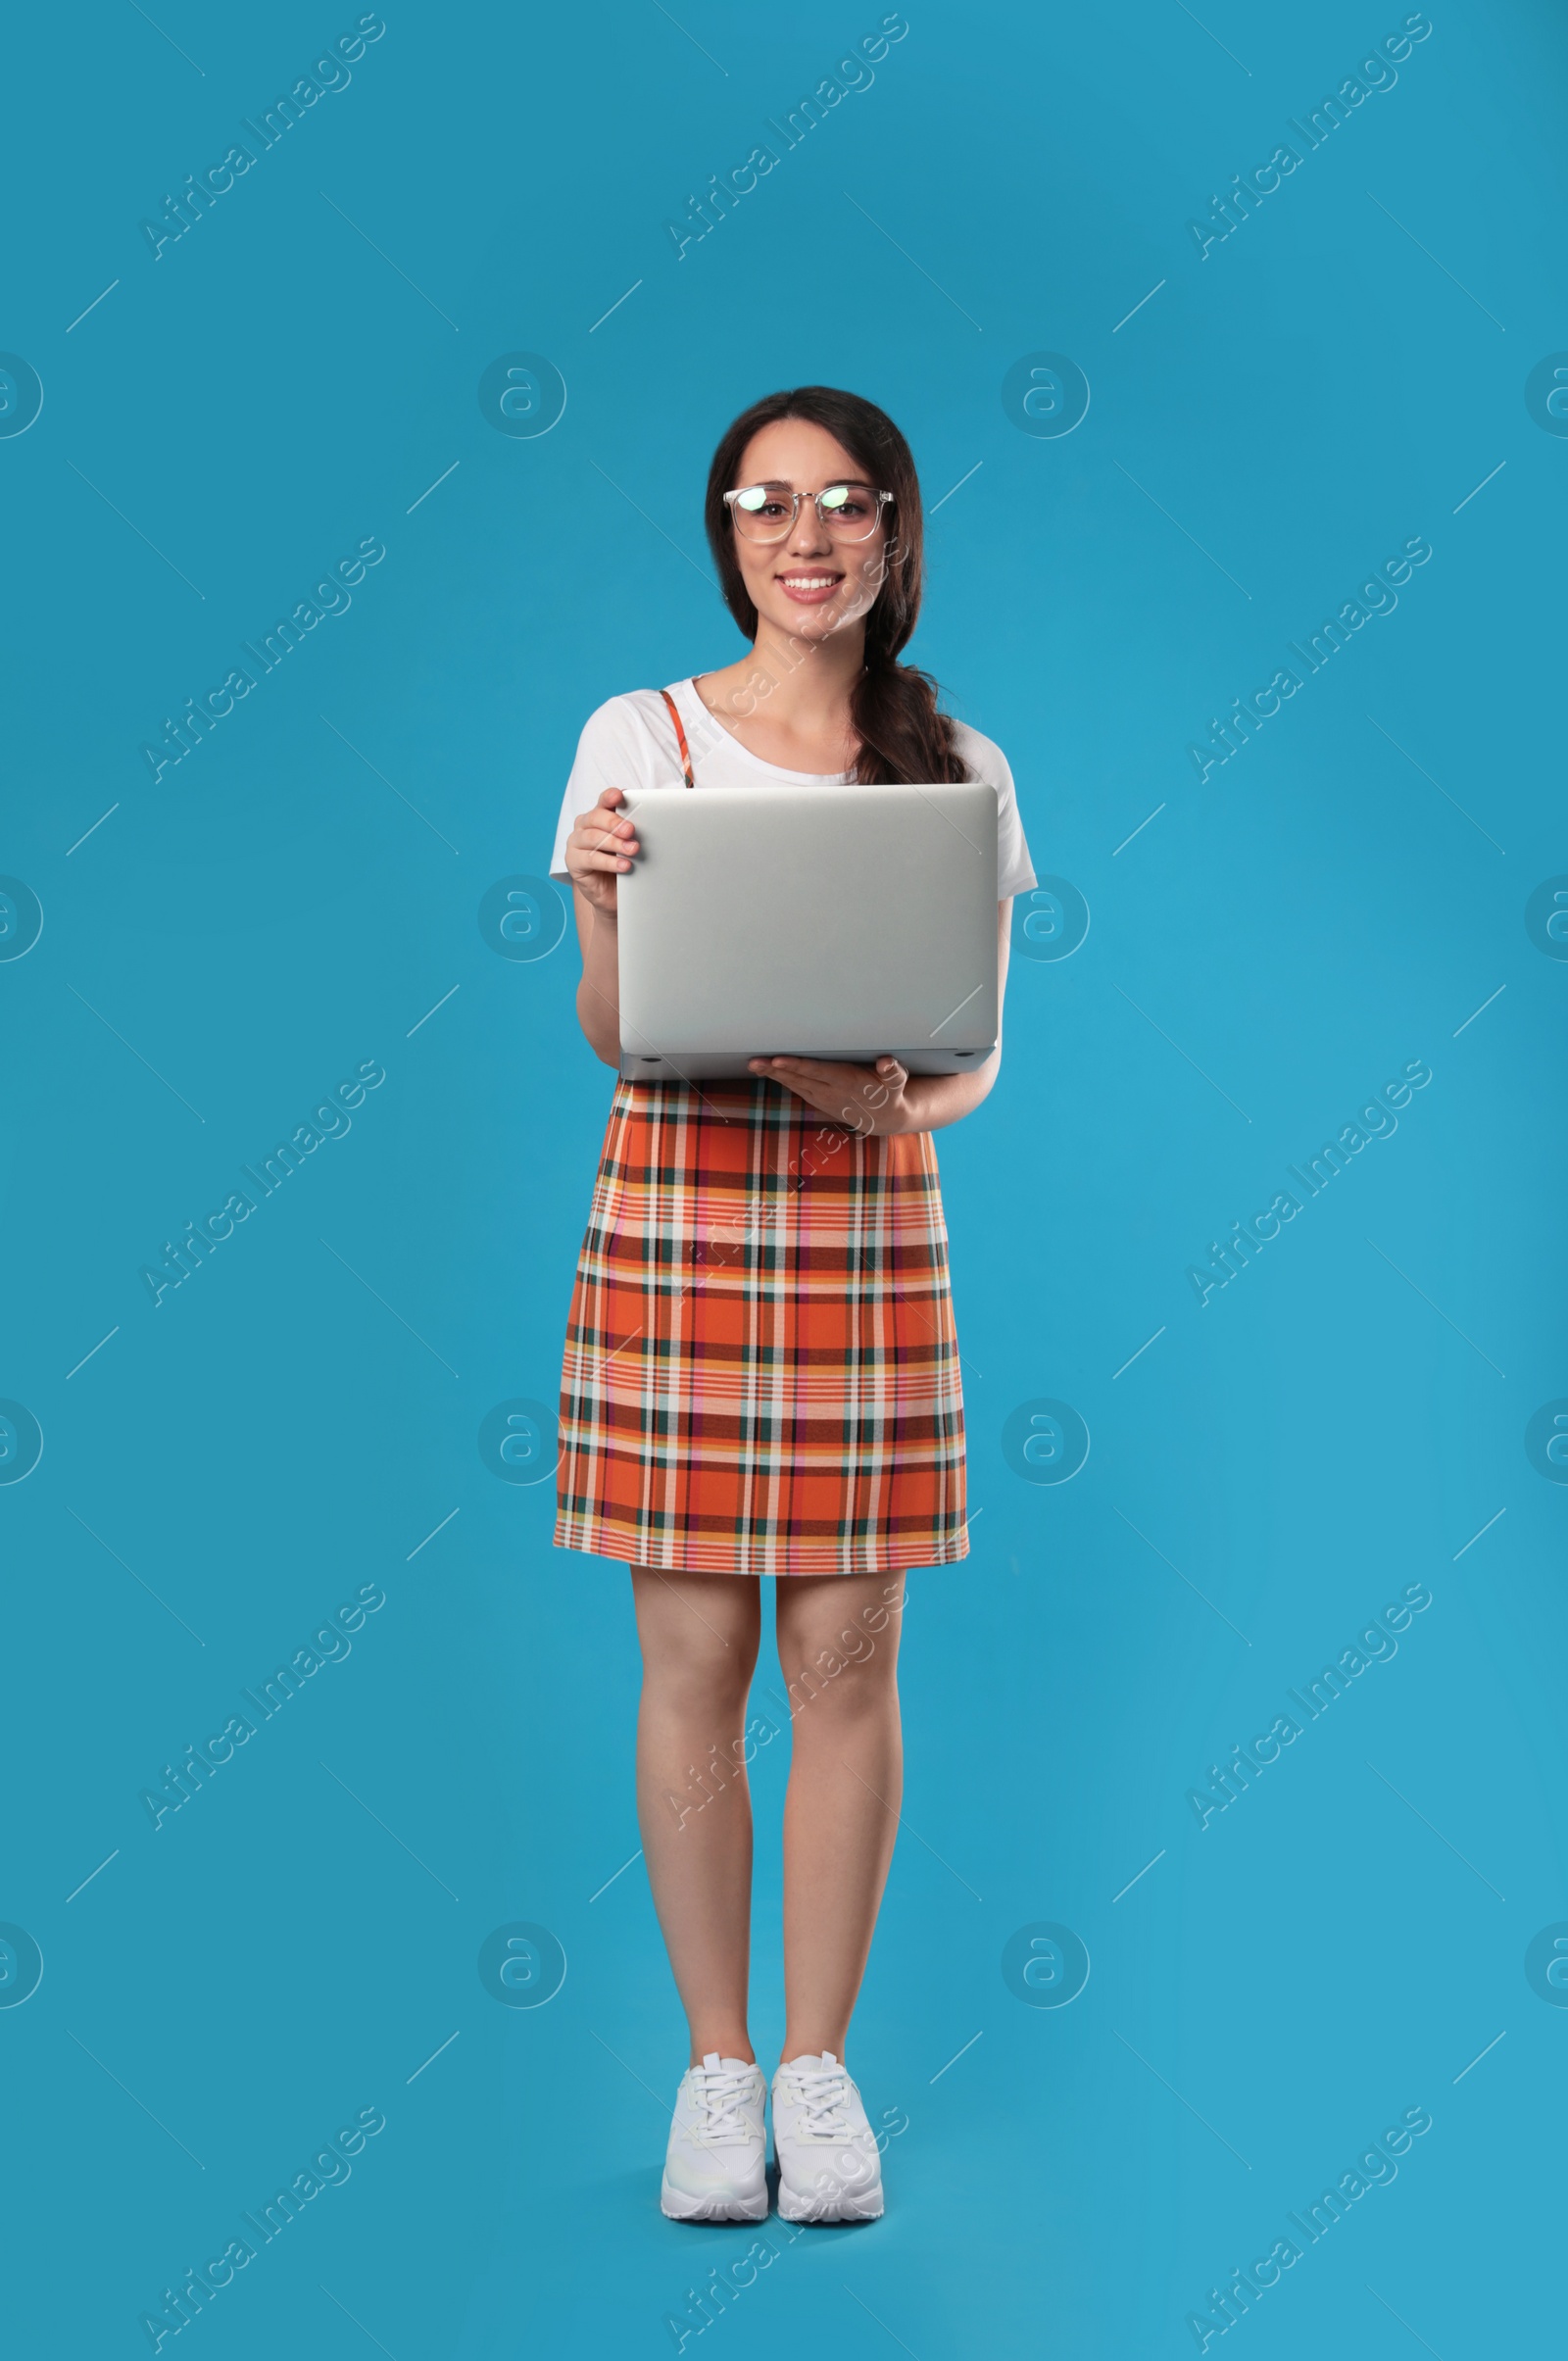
[564,787,641,916]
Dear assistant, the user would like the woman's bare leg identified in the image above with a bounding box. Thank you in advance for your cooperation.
[773,1571,906,2062]
[630,1566,761,2066]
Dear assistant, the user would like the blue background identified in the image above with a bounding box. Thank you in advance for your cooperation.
[3,1,1565,2352]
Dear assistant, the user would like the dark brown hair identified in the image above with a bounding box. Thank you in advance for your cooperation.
[703,385,967,784]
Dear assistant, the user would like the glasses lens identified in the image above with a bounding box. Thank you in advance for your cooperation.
[730,486,794,542]
[817,485,885,541]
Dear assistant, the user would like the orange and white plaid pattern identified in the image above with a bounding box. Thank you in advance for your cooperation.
[555,1076,968,1576]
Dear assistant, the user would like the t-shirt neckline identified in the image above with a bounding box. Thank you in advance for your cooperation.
[667,676,852,786]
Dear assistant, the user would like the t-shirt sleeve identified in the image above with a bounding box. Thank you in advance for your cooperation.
[548,696,665,880]
[956,725,1038,900]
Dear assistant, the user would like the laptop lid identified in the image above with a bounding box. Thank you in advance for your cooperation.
[614,779,999,1078]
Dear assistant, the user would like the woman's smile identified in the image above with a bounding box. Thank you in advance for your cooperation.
[776,567,846,604]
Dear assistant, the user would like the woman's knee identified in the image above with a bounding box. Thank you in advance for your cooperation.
[632,1568,760,1710]
[644,1648,757,1725]
[775,1580,904,1707]
[778,1638,900,1735]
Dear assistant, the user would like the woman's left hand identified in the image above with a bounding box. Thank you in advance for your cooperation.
[748,1054,913,1135]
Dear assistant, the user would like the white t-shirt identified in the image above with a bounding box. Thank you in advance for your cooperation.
[548,677,1038,900]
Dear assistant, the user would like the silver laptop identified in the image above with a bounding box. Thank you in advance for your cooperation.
[614,780,999,1081]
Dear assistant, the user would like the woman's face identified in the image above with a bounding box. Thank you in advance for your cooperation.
[727,418,891,645]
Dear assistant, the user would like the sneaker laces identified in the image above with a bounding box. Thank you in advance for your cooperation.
[779,2057,854,2139]
[689,2060,760,2145]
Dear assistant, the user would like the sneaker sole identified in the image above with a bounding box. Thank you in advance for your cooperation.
[660,2174,768,2224]
[776,2177,884,2224]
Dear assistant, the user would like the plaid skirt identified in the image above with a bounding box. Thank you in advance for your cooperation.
[554,1077,968,1576]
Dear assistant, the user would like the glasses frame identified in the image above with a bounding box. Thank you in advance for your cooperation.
[723,481,895,544]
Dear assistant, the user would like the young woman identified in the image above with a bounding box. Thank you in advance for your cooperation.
[549,386,1036,2225]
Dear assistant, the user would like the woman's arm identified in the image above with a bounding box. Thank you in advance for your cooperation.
[564,786,640,1067]
[572,894,622,1067]
[898,897,1012,1132]
[749,899,1015,1136]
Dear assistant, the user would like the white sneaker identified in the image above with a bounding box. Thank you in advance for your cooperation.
[771,2051,885,2222]
[660,2052,768,2222]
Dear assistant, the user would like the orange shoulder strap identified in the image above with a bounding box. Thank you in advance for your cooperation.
[660,686,695,788]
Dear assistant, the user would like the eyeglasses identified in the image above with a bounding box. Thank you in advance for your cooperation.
[723,482,893,544]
